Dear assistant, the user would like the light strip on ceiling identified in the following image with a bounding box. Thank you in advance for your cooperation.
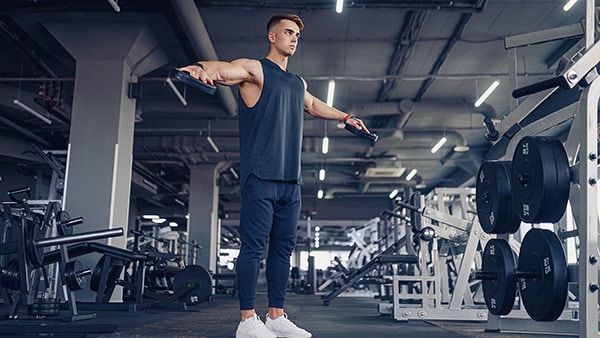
[206,136,220,153]
[326,79,335,106]
[336,0,344,13]
[165,77,187,106]
[107,0,121,12]
[13,99,52,125]
[322,136,329,154]
[474,80,500,107]
[229,167,239,179]
[406,169,418,181]
[431,137,447,154]
[563,0,577,11]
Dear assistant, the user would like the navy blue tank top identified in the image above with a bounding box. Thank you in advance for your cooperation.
[238,58,305,187]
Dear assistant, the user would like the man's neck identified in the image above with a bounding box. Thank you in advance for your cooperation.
[265,52,289,71]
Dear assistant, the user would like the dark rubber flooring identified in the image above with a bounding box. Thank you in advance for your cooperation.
[0,293,567,337]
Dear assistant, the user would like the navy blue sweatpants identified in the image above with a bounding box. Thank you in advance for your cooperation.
[236,174,301,310]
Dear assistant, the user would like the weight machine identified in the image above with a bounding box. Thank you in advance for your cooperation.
[380,188,491,321]
[0,189,123,323]
[473,2,600,335]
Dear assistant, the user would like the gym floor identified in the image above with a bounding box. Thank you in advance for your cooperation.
[0,293,565,337]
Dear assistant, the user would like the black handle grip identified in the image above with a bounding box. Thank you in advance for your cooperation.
[512,77,564,98]
[483,116,499,142]
[395,201,420,212]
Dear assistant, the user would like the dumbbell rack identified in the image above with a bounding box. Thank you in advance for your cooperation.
[481,1,600,335]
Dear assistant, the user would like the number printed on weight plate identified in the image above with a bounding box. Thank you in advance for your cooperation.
[522,204,530,217]
[522,142,529,155]
[544,257,551,274]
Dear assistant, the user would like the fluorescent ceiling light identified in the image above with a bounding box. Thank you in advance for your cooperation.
[563,0,577,11]
[474,80,499,107]
[319,168,326,181]
[317,189,324,199]
[107,0,121,12]
[336,0,344,13]
[431,137,447,154]
[206,136,220,153]
[388,189,399,199]
[322,136,329,154]
[406,169,417,181]
[326,79,335,106]
[165,77,187,106]
[169,222,179,227]
[152,218,167,224]
[13,99,52,125]
[142,179,158,190]
[142,215,160,219]
[229,167,239,179]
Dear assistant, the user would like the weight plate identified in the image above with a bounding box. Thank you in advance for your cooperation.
[476,161,522,234]
[64,260,86,291]
[28,298,60,316]
[481,239,517,315]
[511,136,569,223]
[90,255,122,293]
[518,228,568,321]
[56,210,73,236]
[26,221,46,266]
[172,265,213,305]
[548,139,571,221]
[0,259,20,290]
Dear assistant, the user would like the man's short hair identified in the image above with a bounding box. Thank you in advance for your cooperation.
[267,14,304,32]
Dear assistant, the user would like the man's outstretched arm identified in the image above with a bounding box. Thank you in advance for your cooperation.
[304,90,371,134]
[178,58,259,87]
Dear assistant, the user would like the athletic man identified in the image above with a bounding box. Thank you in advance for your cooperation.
[179,13,371,338]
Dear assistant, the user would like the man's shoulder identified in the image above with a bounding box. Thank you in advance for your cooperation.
[232,58,261,68]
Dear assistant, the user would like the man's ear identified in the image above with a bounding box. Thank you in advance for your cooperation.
[268,31,275,43]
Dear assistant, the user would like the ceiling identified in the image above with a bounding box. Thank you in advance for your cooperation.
[0,0,588,247]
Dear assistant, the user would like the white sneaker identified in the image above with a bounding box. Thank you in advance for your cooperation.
[265,313,312,338]
[236,314,277,338]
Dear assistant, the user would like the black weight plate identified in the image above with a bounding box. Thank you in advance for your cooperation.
[481,239,517,315]
[0,259,20,290]
[64,260,86,291]
[172,265,212,305]
[518,228,568,321]
[511,137,569,223]
[26,221,46,266]
[56,210,73,236]
[90,255,122,293]
[28,298,60,316]
[547,138,571,221]
[476,161,522,234]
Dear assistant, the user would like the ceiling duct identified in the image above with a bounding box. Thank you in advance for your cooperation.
[345,99,498,121]
[171,0,238,117]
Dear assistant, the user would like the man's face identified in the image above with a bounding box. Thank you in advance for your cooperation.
[270,19,301,56]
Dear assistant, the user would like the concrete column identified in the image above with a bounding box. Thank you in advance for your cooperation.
[44,22,167,301]
[189,164,225,273]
